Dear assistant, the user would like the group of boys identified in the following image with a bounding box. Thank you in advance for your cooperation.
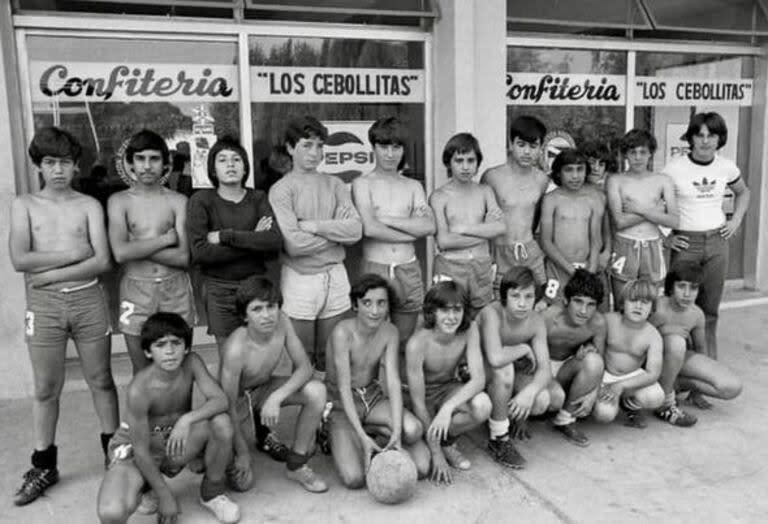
[9,114,742,523]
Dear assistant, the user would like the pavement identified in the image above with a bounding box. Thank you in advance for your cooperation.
[1,304,767,524]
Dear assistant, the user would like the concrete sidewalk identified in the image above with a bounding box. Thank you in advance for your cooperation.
[1,305,766,524]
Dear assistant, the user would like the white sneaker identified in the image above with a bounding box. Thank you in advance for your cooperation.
[285,464,328,493]
[135,489,158,515]
[200,493,241,523]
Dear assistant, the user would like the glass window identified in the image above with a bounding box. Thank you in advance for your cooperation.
[26,34,240,329]
[507,0,650,30]
[643,0,768,35]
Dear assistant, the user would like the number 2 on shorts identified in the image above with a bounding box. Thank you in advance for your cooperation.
[119,301,135,325]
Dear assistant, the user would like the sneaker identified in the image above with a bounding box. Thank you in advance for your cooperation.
[135,489,158,515]
[622,409,648,429]
[442,442,471,470]
[656,404,698,427]
[13,467,59,506]
[487,437,525,469]
[285,464,328,493]
[257,433,290,462]
[554,423,590,447]
[316,423,331,456]
[200,493,241,524]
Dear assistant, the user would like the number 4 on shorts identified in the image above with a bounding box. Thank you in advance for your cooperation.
[611,256,626,275]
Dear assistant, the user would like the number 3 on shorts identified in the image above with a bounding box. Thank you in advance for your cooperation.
[545,279,560,299]
[119,301,135,326]
[611,256,627,275]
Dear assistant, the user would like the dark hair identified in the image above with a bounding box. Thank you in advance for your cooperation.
[235,276,283,319]
[620,129,657,155]
[207,136,251,188]
[509,116,546,145]
[125,129,170,165]
[368,117,407,147]
[664,261,703,296]
[499,266,539,306]
[283,115,328,147]
[550,148,590,187]
[423,281,471,333]
[28,127,82,166]
[140,312,193,353]
[564,269,604,303]
[682,112,728,149]
[442,133,483,176]
[581,140,618,173]
[350,273,397,312]
[618,278,657,313]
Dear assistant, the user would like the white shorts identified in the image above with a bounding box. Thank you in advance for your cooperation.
[550,357,572,379]
[281,263,351,320]
[602,368,645,385]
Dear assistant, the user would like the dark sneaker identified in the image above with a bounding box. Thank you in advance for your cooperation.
[315,423,331,456]
[487,437,526,469]
[656,404,697,427]
[554,423,590,447]
[13,467,59,506]
[257,433,290,462]
[622,409,648,429]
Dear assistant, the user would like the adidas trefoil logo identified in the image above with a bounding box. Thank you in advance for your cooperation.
[692,177,717,194]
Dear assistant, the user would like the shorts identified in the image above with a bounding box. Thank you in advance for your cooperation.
[550,357,573,379]
[281,264,351,320]
[493,240,547,290]
[610,234,666,283]
[361,258,423,314]
[203,277,242,338]
[602,368,645,386]
[424,380,462,417]
[328,380,385,422]
[433,254,494,310]
[544,260,586,304]
[234,376,289,432]
[119,272,196,336]
[25,280,111,348]
[107,422,184,477]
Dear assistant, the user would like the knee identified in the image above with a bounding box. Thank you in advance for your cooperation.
[302,379,327,411]
[97,497,132,524]
[548,383,566,411]
[34,377,64,403]
[469,392,492,422]
[402,417,423,444]
[635,384,665,410]
[581,352,605,378]
[338,467,366,489]
[716,375,743,400]
[592,401,618,423]
[210,413,234,443]
[663,336,687,361]
[84,367,116,392]
[490,363,516,387]
[531,389,551,416]
[409,444,431,479]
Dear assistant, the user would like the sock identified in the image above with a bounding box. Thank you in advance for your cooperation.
[31,444,57,470]
[553,409,576,427]
[253,418,270,444]
[662,392,675,409]
[100,433,114,457]
[488,417,510,440]
[199,475,227,502]
[286,450,308,471]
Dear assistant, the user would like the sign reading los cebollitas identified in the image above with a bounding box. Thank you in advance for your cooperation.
[29,62,425,104]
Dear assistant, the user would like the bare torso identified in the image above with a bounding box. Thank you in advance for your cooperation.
[235,320,288,391]
[326,318,394,389]
[544,305,602,361]
[483,164,548,245]
[603,312,654,375]
[136,357,195,429]
[649,297,701,335]
[546,188,601,262]
[437,181,491,258]
[412,328,468,385]
[614,173,667,238]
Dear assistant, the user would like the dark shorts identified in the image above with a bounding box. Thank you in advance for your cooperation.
[433,254,494,310]
[544,259,586,304]
[423,380,463,417]
[107,422,184,477]
[610,235,666,283]
[361,258,424,314]
[234,376,289,433]
[493,240,547,293]
[119,272,195,336]
[25,280,111,349]
[203,277,243,338]
[328,380,385,422]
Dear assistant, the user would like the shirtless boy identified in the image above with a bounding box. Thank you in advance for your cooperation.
[593,278,664,428]
[352,117,435,343]
[108,129,192,373]
[606,129,678,305]
[477,267,563,468]
[540,149,604,304]
[649,261,742,426]
[481,116,550,294]
[269,116,362,374]
[430,133,505,316]
[405,281,492,484]
[327,274,430,488]
[96,313,240,524]
[219,277,328,493]
[9,127,118,505]
[542,269,607,446]
[582,143,614,311]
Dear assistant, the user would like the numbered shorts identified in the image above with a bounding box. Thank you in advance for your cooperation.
[119,272,195,336]
[610,235,666,283]
[543,260,586,304]
[235,376,289,437]
[327,380,385,426]
[281,264,351,320]
[107,422,183,477]
[203,277,243,338]
[433,254,494,310]
[360,258,423,314]
[25,281,111,349]
[493,240,547,295]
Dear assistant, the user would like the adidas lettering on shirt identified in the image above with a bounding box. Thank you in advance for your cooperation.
[662,154,740,231]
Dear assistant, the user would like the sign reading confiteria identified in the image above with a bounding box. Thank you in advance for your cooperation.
[250,66,425,103]
[30,62,239,102]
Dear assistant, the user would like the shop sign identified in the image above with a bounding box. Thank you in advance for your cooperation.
[250,67,424,103]
[319,121,375,184]
[30,61,238,102]
[506,73,625,106]
[634,77,753,106]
